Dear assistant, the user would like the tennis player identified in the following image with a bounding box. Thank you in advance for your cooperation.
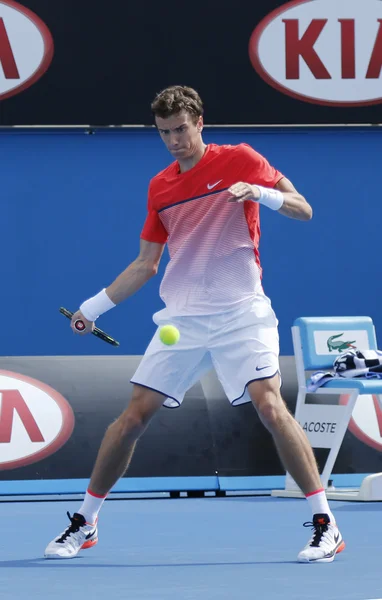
[45,86,344,563]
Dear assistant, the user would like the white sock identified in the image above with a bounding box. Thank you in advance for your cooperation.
[306,488,335,524]
[77,489,107,524]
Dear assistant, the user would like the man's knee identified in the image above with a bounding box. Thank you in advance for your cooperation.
[111,385,164,441]
[114,411,146,440]
[257,397,286,431]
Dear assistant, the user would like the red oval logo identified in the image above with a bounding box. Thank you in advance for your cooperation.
[340,394,382,452]
[0,370,74,470]
[0,0,54,101]
[249,0,382,107]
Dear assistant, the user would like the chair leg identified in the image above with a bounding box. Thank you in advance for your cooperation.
[375,394,382,412]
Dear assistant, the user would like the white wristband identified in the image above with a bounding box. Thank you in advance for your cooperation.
[79,289,116,322]
[254,185,284,211]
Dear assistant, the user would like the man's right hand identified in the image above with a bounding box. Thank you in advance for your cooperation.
[70,310,95,335]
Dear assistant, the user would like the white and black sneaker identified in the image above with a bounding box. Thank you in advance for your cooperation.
[297,513,345,563]
[44,512,98,559]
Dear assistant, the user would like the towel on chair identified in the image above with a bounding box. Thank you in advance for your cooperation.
[307,349,382,392]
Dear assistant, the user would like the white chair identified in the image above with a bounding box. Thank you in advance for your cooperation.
[272,316,382,501]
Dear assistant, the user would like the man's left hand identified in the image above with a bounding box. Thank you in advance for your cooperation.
[227,182,260,203]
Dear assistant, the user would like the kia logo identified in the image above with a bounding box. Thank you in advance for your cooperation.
[0,370,74,470]
[249,0,382,106]
[0,0,54,101]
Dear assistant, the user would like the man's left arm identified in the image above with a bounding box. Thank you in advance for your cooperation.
[228,176,313,221]
[274,177,312,221]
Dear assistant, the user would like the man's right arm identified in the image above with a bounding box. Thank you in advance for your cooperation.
[106,239,165,304]
[71,240,165,332]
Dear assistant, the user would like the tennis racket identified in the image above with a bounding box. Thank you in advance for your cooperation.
[59,307,120,346]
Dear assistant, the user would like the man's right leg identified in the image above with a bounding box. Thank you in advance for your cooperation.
[87,384,165,497]
[44,384,165,559]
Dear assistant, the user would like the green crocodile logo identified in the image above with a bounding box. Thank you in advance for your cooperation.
[327,334,356,352]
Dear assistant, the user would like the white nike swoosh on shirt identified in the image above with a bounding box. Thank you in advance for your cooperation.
[207,180,223,190]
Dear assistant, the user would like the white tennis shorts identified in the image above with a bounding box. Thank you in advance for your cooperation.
[130,294,280,408]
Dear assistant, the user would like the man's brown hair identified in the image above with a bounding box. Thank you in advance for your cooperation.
[151,85,203,124]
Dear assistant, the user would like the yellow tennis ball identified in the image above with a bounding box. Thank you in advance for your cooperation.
[159,324,180,345]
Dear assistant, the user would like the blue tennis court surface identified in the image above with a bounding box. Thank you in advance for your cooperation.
[1,496,381,600]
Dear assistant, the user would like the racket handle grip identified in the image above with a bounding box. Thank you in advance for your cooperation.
[74,319,86,332]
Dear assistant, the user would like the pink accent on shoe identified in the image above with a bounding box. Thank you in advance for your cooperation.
[81,537,98,550]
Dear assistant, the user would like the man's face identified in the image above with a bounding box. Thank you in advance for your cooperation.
[155,111,203,159]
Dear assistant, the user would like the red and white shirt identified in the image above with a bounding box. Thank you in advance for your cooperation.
[141,143,283,315]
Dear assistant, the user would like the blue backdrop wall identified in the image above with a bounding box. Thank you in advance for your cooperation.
[1,127,380,357]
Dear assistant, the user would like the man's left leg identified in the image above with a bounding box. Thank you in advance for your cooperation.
[248,375,345,563]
